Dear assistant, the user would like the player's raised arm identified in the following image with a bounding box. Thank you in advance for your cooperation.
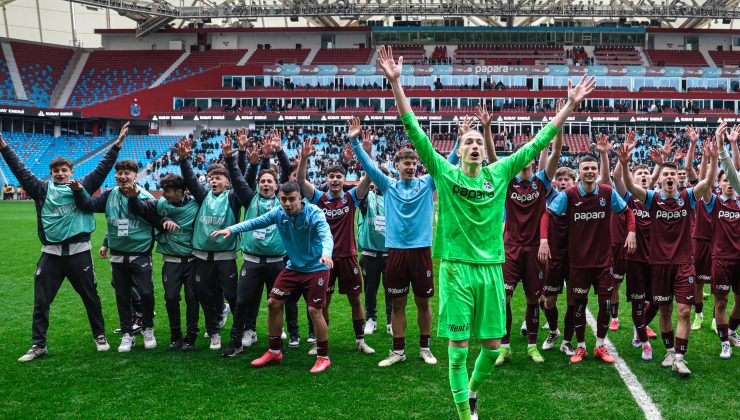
[296,137,317,201]
[719,124,740,191]
[693,138,719,203]
[595,133,613,185]
[616,142,647,203]
[222,135,256,206]
[378,45,449,177]
[544,100,566,180]
[0,133,44,199]
[175,139,208,204]
[213,206,280,238]
[347,118,390,192]
[613,130,635,197]
[647,147,664,187]
[729,124,740,170]
[476,105,498,164]
[685,126,700,183]
[81,123,127,193]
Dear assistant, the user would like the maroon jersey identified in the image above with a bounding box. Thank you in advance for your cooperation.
[692,199,714,241]
[504,171,551,247]
[711,196,740,260]
[310,189,361,258]
[610,211,627,245]
[548,183,626,269]
[646,188,696,265]
[624,192,651,263]
[547,213,569,262]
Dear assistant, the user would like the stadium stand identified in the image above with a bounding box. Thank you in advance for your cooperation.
[646,49,708,67]
[455,44,565,65]
[67,50,182,108]
[165,49,248,82]
[389,44,425,63]
[708,49,740,67]
[594,46,644,65]
[311,48,372,64]
[246,48,311,65]
[11,42,74,108]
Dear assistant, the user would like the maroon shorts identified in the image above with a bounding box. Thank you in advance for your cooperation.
[543,259,568,297]
[711,258,740,296]
[626,261,652,302]
[610,243,626,283]
[568,267,613,298]
[328,256,363,295]
[693,239,712,284]
[385,247,434,298]
[269,269,329,308]
[503,245,544,300]
[650,264,695,305]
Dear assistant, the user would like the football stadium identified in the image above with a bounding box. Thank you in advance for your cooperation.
[0,1,739,418]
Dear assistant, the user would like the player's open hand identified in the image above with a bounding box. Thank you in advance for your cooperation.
[210,229,232,238]
[320,256,334,270]
[624,130,637,147]
[113,121,130,147]
[174,138,192,159]
[248,142,262,164]
[567,74,597,106]
[685,125,700,145]
[65,179,83,191]
[457,115,475,135]
[162,221,180,231]
[615,143,633,166]
[342,143,354,164]
[648,147,664,166]
[705,139,719,160]
[377,45,402,82]
[728,125,740,144]
[595,133,612,155]
[99,246,108,259]
[347,117,362,140]
[221,136,236,157]
[237,128,250,151]
[361,130,374,157]
[476,104,491,126]
[300,138,314,161]
[625,232,637,254]
[268,129,282,152]
[537,240,551,265]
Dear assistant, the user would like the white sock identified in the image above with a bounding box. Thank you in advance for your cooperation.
[501,343,510,348]
[696,313,704,318]
[269,349,280,355]
[577,342,586,349]
[469,390,477,399]
[674,353,684,360]
[641,341,650,348]
[595,338,604,348]
[356,339,364,344]
[527,344,536,348]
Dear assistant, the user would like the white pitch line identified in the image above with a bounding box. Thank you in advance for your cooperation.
[584,308,663,420]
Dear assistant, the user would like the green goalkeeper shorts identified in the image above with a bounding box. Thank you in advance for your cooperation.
[437,260,506,341]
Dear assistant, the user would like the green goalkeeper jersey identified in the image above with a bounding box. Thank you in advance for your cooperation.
[400,112,559,264]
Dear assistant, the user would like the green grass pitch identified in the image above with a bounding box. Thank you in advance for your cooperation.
[0,200,737,418]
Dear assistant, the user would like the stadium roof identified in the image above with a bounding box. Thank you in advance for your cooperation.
[2,0,739,47]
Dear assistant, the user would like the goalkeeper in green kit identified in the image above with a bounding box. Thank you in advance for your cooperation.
[377,46,596,420]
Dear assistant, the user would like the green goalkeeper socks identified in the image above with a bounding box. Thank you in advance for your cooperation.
[448,346,471,419]
[469,347,500,393]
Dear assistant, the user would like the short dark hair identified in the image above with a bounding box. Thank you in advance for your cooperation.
[280,181,302,196]
[326,165,346,176]
[658,161,679,174]
[631,164,650,174]
[394,148,419,163]
[258,168,278,183]
[579,156,598,165]
[159,174,186,191]
[49,157,73,171]
[289,162,298,175]
[206,163,229,179]
[718,169,726,181]
[115,159,139,173]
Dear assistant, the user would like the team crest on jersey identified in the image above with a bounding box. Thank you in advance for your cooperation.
[538,271,544,280]
[532,182,538,190]
[241,268,247,277]
[599,197,606,207]
[426,270,432,278]
[341,196,347,204]
[318,278,324,286]
[483,182,493,191]
[195,274,201,283]
[677,199,685,207]
[688,276,694,285]
[163,275,168,283]
[353,267,359,275]
[36,267,41,276]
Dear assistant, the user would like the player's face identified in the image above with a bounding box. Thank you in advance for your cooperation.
[633,168,651,189]
[517,161,534,180]
[115,169,137,187]
[162,187,184,203]
[677,169,687,186]
[208,173,230,194]
[659,167,678,194]
[556,175,575,190]
[578,161,599,186]
[395,158,417,181]
[289,170,297,182]
[719,173,734,198]
[51,165,73,184]
[258,173,277,197]
[279,190,302,215]
[326,171,345,195]
[457,132,484,167]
